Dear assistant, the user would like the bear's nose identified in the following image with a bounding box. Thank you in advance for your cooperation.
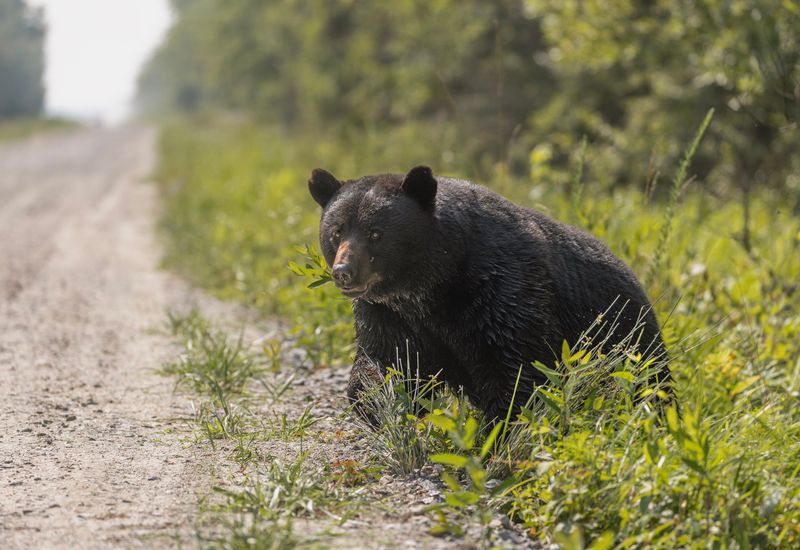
[332,263,354,286]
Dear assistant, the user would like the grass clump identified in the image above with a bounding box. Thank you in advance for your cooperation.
[352,363,444,475]
[163,309,260,406]
[203,455,331,549]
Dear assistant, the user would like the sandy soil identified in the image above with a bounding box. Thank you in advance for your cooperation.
[0,127,206,548]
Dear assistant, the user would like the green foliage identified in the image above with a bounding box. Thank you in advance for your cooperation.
[143,0,800,200]
[498,351,800,548]
[645,108,714,286]
[156,120,355,368]
[139,0,553,169]
[162,309,262,442]
[146,0,800,543]
[525,0,800,200]
[160,310,368,547]
[0,0,45,118]
[425,405,506,539]
[206,455,324,549]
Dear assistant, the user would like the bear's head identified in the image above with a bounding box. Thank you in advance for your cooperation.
[308,166,438,300]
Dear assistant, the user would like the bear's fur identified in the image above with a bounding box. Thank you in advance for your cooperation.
[309,166,668,420]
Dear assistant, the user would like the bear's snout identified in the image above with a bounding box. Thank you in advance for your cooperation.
[332,262,354,286]
[332,239,373,296]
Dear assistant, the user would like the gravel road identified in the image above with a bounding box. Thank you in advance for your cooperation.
[0,127,204,548]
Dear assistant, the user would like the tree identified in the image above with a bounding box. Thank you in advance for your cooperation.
[0,0,46,118]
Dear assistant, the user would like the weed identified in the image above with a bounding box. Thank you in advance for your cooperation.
[163,310,260,404]
[257,372,295,404]
[264,402,320,441]
[351,346,449,475]
[646,108,714,286]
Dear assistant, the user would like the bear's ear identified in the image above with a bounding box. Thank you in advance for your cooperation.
[401,165,437,209]
[308,168,341,208]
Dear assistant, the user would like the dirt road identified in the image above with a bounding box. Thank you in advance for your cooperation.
[0,127,202,548]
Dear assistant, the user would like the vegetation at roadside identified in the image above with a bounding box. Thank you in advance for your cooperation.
[162,309,361,548]
[145,1,800,547]
[155,113,800,547]
[0,117,78,143]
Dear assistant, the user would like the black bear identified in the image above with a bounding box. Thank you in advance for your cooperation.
[309,166,668,421]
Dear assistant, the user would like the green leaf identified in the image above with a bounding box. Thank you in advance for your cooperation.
[561,340,572,364]
[287,261,304,275]
[444,491,479,507]
[480,423,503,458]
[731,375,760,396]
[681,456,707,475]
[570,349,587,362]
[307,278,330,289]
[464,417,479,450]
[425,414,456,432]
[666,405,680,433]
[587,531,615,550]
[430,453,469,468]
[533,361,562,385]
[611,371,635,382]
[441,472,460,491]
[537,388,564,406]
[536,388,563,414]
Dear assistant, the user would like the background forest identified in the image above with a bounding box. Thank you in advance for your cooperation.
[140,1,800,222]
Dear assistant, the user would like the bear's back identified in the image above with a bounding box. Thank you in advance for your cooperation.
[432,177,664,359]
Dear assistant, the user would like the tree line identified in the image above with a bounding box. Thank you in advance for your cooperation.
[139,0,800,207]
[0,0,45,119]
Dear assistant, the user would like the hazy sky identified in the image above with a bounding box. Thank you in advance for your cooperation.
[29,0,172,123]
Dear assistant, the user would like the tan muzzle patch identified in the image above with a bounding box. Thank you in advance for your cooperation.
[334,240,353,266]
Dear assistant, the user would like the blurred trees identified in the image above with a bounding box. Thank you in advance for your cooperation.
[138,0,554,165]
[139,0,800,201]
[526,0,800,218]
[0,0,46,118]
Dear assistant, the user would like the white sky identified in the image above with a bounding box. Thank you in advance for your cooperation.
[28,0,172,123]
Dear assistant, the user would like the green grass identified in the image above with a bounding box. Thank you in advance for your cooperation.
[0,117,76,142]
[161,311,366,546]
[156,115,800,548]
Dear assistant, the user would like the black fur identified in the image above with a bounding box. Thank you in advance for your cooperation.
[310,166,668,421]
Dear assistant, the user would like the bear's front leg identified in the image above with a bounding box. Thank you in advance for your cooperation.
[346,349,386,407]
[346,300,436,424]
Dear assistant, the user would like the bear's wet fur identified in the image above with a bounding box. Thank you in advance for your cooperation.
[309,166,668,421]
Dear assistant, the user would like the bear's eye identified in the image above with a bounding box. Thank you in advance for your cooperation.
[368,229,382,242]
[331,228,342,241]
